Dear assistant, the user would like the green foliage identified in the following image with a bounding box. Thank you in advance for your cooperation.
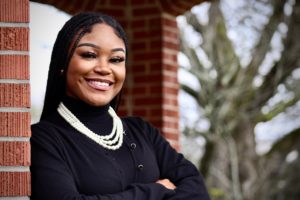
[209,187,227,199]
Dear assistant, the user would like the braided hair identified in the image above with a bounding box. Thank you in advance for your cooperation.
[40,12,128,120]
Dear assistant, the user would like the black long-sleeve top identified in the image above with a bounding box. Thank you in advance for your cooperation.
[30,97,210,200]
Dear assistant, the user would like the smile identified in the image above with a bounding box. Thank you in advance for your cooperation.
[86,79,113,91]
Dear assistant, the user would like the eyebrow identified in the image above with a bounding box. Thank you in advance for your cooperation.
[77,43,125,53]
[77,43,100,49]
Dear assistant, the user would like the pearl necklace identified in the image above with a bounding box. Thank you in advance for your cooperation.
[57,102,123,150]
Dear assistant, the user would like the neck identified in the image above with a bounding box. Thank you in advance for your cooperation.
[57,101,124,150]
[62,96,110,117]
[62,96,112,135]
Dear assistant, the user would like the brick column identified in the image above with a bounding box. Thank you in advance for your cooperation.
[118,4,180,150]
[161,14,180,150]
[0,0,31,198]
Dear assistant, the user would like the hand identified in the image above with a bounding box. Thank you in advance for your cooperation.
[156,179,176,190]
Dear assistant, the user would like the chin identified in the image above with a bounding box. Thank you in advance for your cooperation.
[88,101,109,107]
[85,98,110,107]
[81,91,116,107]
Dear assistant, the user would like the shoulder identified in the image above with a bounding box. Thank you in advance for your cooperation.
[121,116,146,126]
[31,119,57,136]
[31,113,60,134]
[31,113,66,144]
[121,116,157,133]
[121,116,165,145]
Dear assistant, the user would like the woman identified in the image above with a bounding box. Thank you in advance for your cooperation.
[31,12,210,200]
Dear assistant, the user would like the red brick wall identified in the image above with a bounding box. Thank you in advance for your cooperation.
[118,11,181,150]
[0,0,31,198]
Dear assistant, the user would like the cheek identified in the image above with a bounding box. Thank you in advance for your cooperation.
[65,72,75,91]
[66,67,75,81]
[112,64,126,81]
[68,56,91,74]
[67,60,88,82]
[66,66,82,88]
[113,67,126,91]
[118,66,126,81]
[118,70,126,88]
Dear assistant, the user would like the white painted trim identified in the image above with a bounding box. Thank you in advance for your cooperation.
[0,166,29,172]
[0,22,29,27]
[0,108,30,112]
[0,197,30,200]
[0,137,30,142]
[0,80,29,84]
[0,51,29,55]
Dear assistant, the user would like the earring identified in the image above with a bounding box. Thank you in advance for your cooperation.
[60,69,64,75]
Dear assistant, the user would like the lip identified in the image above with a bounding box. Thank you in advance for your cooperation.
[85,78,114,91]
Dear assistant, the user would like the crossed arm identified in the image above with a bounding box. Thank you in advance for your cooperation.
[30,118,210,200]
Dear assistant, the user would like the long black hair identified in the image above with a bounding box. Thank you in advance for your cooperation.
[40,12,128,120]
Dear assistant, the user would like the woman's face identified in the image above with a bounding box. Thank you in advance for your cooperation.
[66,23,126,107]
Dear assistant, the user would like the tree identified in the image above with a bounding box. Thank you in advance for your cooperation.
[179,0,300,199]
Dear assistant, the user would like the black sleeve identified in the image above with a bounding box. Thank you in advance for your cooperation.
[30,123,175,200]
[140,118,211,200]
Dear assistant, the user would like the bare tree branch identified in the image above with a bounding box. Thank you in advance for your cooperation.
[257,94,300,122]
[245,0,287,76]
[180,83,198,98]
[185,11,206,35]
[250,0,300,111]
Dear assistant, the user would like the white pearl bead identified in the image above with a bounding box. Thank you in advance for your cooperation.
[57,103,123,150]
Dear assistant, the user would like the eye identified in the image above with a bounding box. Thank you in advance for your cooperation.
[80,52,97,59]
[110,57,125,63]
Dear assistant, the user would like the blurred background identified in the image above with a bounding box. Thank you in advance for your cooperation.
[30,0,300,199]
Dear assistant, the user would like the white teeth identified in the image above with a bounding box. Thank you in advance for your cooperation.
[89,81,109,87]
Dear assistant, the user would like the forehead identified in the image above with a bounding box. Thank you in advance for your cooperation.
[79,23,125,48]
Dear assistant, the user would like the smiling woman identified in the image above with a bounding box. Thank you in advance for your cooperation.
[30,11,211,200]
[66,24,126,107]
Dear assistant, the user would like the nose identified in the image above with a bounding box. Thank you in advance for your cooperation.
[94,57,111,75]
